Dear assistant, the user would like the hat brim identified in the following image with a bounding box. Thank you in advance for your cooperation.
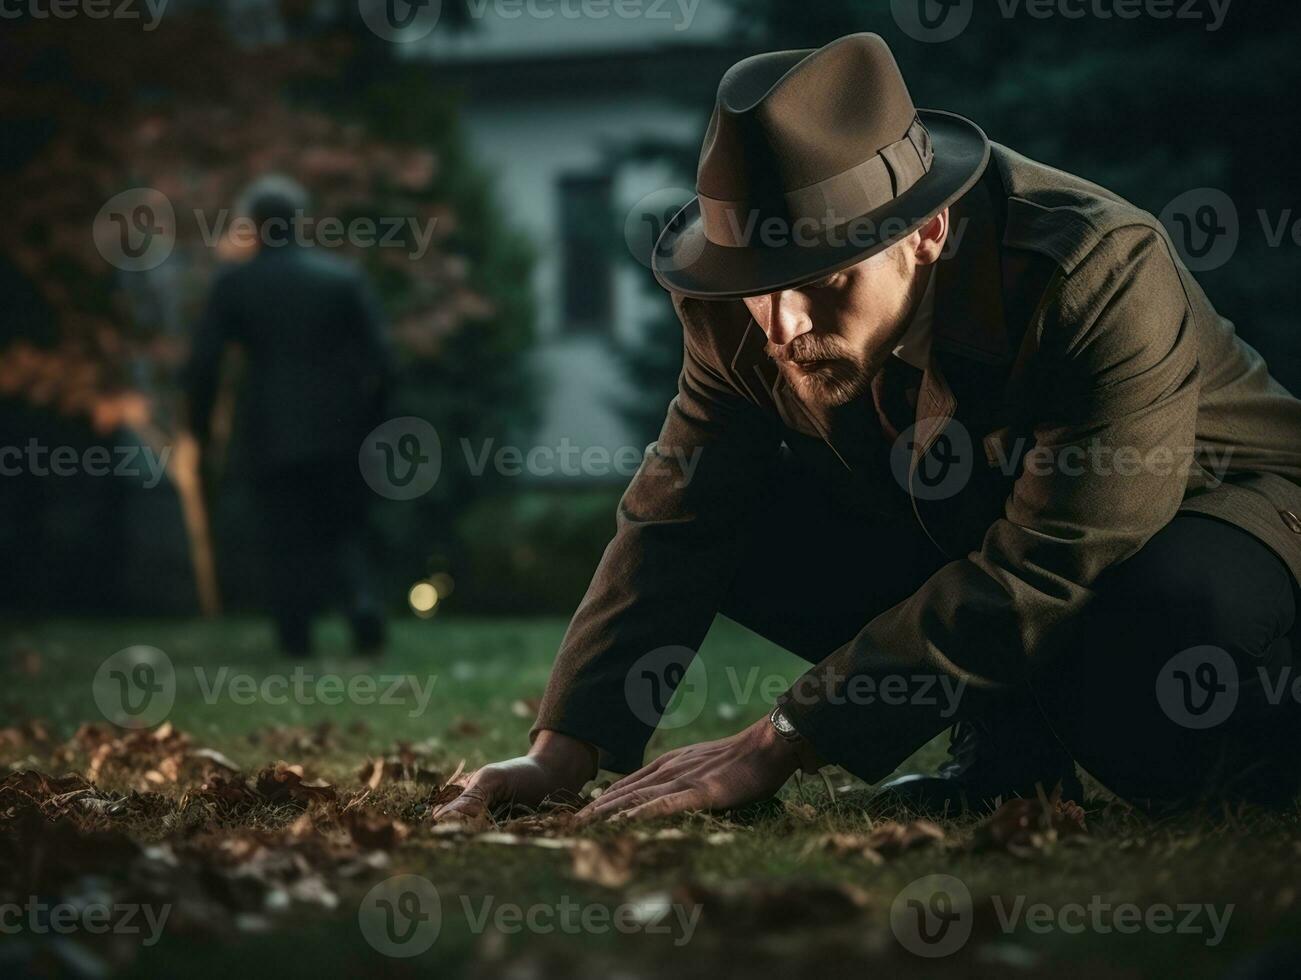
[651,109,991,300]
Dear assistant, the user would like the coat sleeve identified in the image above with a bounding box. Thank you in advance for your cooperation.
[531,299,783,773]
[778,226,1203,781]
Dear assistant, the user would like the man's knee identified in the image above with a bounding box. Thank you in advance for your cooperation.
[1088,517,1295,657]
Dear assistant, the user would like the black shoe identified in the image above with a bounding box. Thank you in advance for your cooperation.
[875,706,1082,815]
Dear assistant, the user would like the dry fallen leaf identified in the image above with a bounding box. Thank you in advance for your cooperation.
[971,788,1089,857]
[254,762,337,807]
[865,819,946,856]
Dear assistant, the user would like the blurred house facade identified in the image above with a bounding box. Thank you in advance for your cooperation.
[414,8,751,467]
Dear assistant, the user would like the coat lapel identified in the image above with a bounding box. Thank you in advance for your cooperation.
[910,172,1012,471]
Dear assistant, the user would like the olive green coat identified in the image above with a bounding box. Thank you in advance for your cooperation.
[534,145,1301,779]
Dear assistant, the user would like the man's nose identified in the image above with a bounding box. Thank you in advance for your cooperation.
[763,292,812,347]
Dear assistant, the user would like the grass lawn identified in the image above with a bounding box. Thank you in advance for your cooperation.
[3,615,1300,979]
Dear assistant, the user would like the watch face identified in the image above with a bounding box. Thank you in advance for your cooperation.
[772,707,797,737]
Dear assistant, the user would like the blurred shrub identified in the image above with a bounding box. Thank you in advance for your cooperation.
[451,487,623,614]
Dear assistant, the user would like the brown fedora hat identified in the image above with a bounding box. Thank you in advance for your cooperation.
[652,33,990,300]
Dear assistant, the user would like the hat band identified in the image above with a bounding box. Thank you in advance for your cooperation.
[696,115,934,248]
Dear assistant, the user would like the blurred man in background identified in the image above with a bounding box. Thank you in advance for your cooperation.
[185,176,392,657]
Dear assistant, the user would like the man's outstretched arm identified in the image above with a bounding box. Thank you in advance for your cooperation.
[434,297,782,820]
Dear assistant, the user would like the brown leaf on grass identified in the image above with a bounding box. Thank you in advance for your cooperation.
[423,759,467,815]
[570,837,638,888]
[865,819,946,856]
[971,789,1089,858]
[358,757,385,792]
[67,723,194,787]
[0,772,141,890]
[254,762,337,807]
[194,774,262,809]
[0,769,98,811]
[813,832,885,864]
[341,809,410,850]
[812,823,943,862]
[356,747,444,790]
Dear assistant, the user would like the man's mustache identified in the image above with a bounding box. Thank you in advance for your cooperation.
[765,335,851,365]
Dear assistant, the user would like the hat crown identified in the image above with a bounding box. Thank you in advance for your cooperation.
[697,33,919,203]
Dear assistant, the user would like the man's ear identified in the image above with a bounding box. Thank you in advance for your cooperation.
[914,208,950,266]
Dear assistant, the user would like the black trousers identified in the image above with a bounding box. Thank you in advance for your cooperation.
[252,459,382,656]
[718,453,1300,806]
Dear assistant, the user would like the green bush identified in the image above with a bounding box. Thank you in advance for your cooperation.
[452,487,623,614]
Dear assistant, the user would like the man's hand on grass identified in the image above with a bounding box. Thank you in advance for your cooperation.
[577,715,803,824]
[432,730,597,823]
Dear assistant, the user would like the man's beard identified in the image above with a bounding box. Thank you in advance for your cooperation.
[766,334,883,407]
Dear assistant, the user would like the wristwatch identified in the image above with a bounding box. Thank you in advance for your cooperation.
[769,705,802,741]
[769,705,824,773]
